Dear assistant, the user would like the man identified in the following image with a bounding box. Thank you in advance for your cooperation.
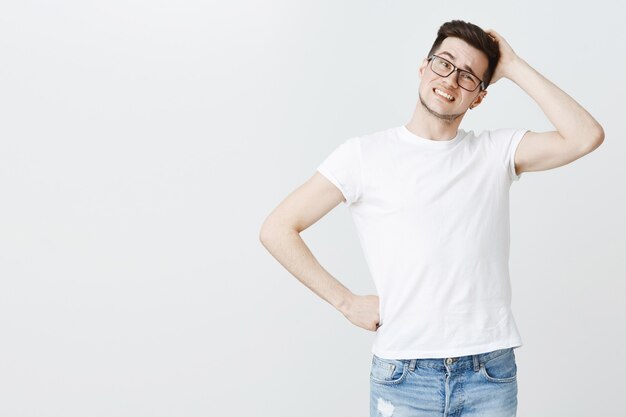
[259,20,603,416]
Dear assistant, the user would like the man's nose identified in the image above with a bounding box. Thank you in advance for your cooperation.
[441,70,460,89]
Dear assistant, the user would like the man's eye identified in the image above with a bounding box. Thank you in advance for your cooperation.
[461,73,474,80]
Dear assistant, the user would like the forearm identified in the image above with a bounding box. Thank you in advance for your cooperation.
[508,57,604,148]
[260,226,355,314]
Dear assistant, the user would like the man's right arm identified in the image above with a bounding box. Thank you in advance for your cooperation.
[259,172,380,332]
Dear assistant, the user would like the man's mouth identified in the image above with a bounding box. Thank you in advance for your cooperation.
[433,88,455,102]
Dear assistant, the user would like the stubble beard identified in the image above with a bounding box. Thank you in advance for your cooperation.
[419,92,466,125]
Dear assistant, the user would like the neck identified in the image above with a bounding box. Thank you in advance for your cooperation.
[405,95,466,141]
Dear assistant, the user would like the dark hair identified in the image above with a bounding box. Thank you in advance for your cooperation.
[427,20,500,89]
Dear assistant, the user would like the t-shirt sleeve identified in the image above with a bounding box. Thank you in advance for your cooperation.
[491,128,529,182]
[316,137,363,206]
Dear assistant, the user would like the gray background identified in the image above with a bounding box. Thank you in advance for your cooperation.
[0,0,623,416]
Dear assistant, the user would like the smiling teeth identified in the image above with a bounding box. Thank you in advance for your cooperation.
[435,89,454,101]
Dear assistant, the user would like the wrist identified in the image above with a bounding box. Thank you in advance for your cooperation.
[506,56,530,82]
[337,291,355,316]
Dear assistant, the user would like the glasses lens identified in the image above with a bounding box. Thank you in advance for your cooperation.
[431,57,453,76]
[458,71,480,91]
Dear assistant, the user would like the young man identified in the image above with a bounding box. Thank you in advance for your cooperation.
[259,20,603,416]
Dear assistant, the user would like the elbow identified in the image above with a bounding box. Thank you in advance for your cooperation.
[259,217,296,247]
[581,125,605,153]
[592,124,605,147]
[595,126,605,146]
[259,220,273,246]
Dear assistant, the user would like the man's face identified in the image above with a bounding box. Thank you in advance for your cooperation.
[418,37,489,122]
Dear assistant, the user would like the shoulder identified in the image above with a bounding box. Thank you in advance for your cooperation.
[469,128,528,150]
[475,127,528,140]
[348,126,398,153]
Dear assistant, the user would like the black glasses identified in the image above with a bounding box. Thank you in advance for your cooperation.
[427,54,484,92]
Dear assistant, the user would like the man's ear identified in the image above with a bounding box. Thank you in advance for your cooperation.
[418,58,429,77]
[470,89,488,109]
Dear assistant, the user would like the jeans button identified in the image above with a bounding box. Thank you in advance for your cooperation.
[446,358,453,365]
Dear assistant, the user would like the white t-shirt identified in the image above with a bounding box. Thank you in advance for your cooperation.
[317,125,528,359]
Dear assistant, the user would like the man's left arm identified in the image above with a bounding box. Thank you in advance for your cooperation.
[486,29,605,176]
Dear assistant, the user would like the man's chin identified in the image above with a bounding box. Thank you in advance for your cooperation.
[419,96,466,123]
[424,105,465,123]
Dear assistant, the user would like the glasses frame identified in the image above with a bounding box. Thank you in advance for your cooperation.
[427,54,485,92]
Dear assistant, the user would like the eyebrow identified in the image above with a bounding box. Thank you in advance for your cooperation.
[437,51,478,76]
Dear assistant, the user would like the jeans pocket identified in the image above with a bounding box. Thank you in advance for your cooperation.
[370,355,408,385]
[479,348,517,383]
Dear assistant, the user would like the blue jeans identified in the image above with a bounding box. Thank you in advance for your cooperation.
[370,347,518,417]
